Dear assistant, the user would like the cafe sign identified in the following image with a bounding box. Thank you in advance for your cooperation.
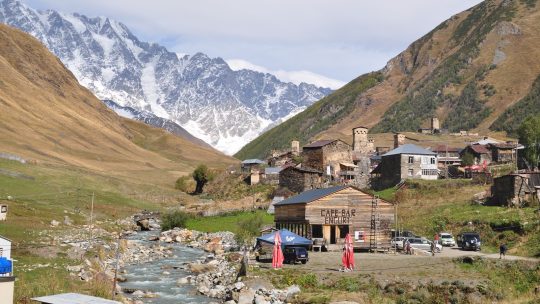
[320,208,356,224]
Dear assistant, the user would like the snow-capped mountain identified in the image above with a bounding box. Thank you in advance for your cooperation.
[103,100,212,149]
[0,0,331,154]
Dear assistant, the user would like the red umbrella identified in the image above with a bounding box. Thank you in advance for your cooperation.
[272,231,284,269]
[342,233,355,271]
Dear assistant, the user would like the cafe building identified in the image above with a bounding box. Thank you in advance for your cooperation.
[274,185,395,250]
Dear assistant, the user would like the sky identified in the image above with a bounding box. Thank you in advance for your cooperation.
[26,0,483,89]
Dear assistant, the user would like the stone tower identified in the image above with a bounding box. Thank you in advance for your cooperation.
[394,133,405,149]
[431,117,440,132]
[352,127,374,154]
[291,140,300,155]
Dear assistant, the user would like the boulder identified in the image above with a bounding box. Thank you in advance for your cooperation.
[132,290,145,297]
[136,219,150,231]
[238,289,256,304]
[63,215,73,225]
[255,294,270,304]
[286,285,301,301]
[177,277,190,285]
[50,220,60,227]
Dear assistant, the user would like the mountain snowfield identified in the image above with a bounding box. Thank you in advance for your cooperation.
[0,0,332,155]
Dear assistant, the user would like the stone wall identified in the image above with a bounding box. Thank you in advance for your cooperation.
[279,168,322,193]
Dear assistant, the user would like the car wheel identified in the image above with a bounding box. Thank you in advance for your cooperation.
[301,260,307,264]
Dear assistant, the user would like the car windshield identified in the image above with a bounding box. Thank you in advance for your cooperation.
[441,235,452,239]
[464,235,479,240]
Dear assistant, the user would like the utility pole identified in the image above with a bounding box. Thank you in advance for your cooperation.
[112,235,121,299]
[89,192,95,243]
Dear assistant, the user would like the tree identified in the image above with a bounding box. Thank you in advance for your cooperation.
[175,176,194,193]
[461,151,475,166]
[192,164,215,194]
[518,115,540,169]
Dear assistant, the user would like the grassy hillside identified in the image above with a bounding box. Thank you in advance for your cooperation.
[491,73,540,135]
[238,0,540,159]
[235,72,383,159]
[0,24,236,187]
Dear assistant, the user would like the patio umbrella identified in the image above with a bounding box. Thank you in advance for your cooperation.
[342,233,355,271]
[272,231,284,269]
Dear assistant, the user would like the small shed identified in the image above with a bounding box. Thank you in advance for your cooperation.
[32,293,121,304]
[241,159,266,173]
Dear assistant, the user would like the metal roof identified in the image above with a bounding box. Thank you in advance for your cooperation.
[468,144,490,154]
[382,144,436,157]
[474,138,500,145]
[275,185,348,206]
[241,159,266,165]
[264,167,283,174]
[32,293,121,304]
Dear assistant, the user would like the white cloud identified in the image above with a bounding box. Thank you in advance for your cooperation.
[226,59,345,89]
[25,0,483,82]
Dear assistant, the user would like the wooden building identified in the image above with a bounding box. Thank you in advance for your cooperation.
[274,186,394,250]
[278,166,323,193]
[488,142,519,164]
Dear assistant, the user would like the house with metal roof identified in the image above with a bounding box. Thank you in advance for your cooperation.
[460,144,492,165]
[372,144,438,187]
[278,166,323,193]
[274,185,394,250]
[32,293,121,304]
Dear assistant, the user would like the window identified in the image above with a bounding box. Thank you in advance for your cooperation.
[408,156,414,164]
[431,157,436,164]
[312,225,323,238]
[0,206,6,213]
[408,169,413,176]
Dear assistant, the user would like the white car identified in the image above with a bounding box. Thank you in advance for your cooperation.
[404,237,442,253]
[438,232,456,247]
[391,237,407,250]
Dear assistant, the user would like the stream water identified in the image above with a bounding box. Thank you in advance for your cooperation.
[119,231,211,303]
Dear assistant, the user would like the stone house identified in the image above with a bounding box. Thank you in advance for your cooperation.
[373,144,438,187]
[460,144,492,165]
[302,139,352,179]
[278,166,323,193]
[491,172,540,206]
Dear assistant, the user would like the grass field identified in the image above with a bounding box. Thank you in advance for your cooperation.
[186,210,274,234]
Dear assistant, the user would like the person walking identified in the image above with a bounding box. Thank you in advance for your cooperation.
[430,241,436,256]
[499,243,507,259]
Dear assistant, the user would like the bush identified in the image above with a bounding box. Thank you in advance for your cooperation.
[235,212,265,245]
[175,176,194,193]
[161,210,191,231]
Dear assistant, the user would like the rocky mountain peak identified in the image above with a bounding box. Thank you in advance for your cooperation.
[0,0,331,155]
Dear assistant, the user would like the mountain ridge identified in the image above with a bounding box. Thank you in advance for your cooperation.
[0,23,236,186]
[237,0,540,159]
[0,0,332,154]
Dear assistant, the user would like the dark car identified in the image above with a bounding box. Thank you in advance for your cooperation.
[283,246,309,264]
[457,232,481,251]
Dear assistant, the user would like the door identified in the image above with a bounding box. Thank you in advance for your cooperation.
[330,226,336,244]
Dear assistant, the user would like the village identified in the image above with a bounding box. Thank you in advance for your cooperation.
[2,116,539,304]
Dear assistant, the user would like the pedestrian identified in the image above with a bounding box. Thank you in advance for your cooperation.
[430,241,436,256]
[499,243,507,259]
[405,240,411,255]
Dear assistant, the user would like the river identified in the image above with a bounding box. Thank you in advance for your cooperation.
[119,231,211,303]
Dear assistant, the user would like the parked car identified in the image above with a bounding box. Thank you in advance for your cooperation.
[438,232,456,247]
[283,246,309,264]
[404,237,442,253]
[457,232,481,251]
[391,237,407,250]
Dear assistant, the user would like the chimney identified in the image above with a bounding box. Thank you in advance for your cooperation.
[394,133,405,149]
[291,140,300,155]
